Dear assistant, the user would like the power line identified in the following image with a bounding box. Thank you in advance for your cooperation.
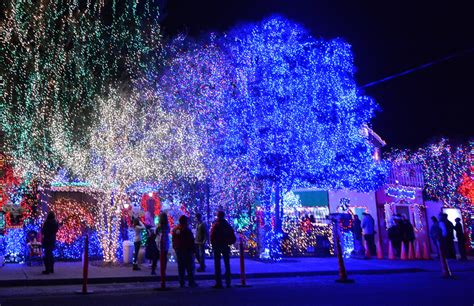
[360,47,474,89]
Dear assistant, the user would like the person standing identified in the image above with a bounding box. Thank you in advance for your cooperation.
[195,213,208,272]
[454,218,468,260]
[440,213,456,259]
[145,226,159,275]
[400,215,415,251]
[41,211,59,274]
[156,212,170,276]
[132,218,145,271]
[430,216,442,258]
[388,217,401,257]
[362,213,376,256]
[210,211,236,289]
[351,214,365,257]
[172,215,197,288]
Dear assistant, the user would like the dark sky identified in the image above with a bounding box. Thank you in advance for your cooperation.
[160,0,473,149]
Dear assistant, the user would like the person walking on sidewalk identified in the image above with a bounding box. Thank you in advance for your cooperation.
[41,211,59,274]
[195,213,208,272]
[132,218,145,271]
[454,218,468,260]
[362,212,376,256]
[210,210,236,288]
[172,215,197,288]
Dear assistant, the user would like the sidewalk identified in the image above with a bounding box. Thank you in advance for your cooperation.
[1,257,473,287]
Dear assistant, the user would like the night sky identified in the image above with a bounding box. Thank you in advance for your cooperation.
[160,0,473,149]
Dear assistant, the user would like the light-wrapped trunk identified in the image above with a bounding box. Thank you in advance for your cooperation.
[96,190,122,263]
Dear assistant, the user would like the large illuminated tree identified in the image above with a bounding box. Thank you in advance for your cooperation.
[52,87,205,262]
[220,16,386,258]
[145,35,260,221]
[0,0,161,183]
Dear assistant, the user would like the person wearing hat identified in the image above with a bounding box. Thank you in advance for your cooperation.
[454,218,468,260]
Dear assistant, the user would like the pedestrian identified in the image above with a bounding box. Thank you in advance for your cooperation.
[41,211,59,274]
[156,212,170,272]
[429,216,442,258]
[440,213,456,259]
[362,212,376,256]
[400,214,415,251]
[210,210,236,289]
[454,218,468,260]
[195,213,208,272]
[145,225,159,275]
[132,217,145,271]
[172,215,197,288]
[351,214,365,257]
[387,217,401,257]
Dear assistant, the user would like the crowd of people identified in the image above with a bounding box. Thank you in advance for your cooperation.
[386,214,416,258]
[350,212,377,257]
[429,213,467,260]
[133,210,236,288]
[38,208,470,282]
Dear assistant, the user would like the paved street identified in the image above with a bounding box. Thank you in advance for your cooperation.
[1,271,473,306]
[2,257,473,286]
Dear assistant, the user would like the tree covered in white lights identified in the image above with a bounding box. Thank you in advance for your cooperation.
[52,87,205,262]
[220,16,387,258]
[145,35,260,222]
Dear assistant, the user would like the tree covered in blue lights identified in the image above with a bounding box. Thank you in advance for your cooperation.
[219,16,386,259]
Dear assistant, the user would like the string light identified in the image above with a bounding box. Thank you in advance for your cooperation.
[218,15,386,259]
[0,0,161,184]
[51,87,205,262]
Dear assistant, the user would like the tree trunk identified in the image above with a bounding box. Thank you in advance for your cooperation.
[274,181,281,232]
[96,190,121,263]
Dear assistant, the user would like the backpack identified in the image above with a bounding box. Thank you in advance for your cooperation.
[226,224,237,245]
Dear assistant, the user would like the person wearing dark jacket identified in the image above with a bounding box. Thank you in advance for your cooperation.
[400,215,415,251]
[172,215,197,288]
[210,210,236,288]
[41,211,59,274]
[145,226,159,275]
[454,218,468,260]
[388,218,402,257]
[195,213,208,272]
[440,213,456,259]
[351,215,365,257]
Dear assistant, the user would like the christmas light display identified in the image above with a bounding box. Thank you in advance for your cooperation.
[0,0,161,183]
[51,87,205,262]
[459,173,474,204]
[49,198,95,244]
[1,11,397,263]
[218,16,386,259]
[3,228,25,263]
[388,139,470,207]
